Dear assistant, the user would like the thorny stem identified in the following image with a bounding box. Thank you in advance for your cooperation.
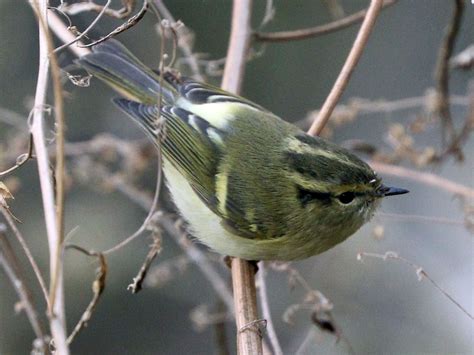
[308,0,384,136]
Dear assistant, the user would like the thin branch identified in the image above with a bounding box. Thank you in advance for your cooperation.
[357,251,473,320]
[0,134,34,178]
[433,0,465,144]
[308,0,384,136]
[64,245,107,345]
[28,1,69,353]
[153,0,204,81]
[257,262,283,355]
[0,225,48,352]
[254,0,396,43]
[369,161,474,199]
[0,206,49,305]
[48,11,91,57]
[79,0,149,48]
[221,1,262,354]
[53,0,112,54]
[127,236,162,294]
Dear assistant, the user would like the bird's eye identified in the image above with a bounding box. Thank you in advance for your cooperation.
[337,192,355,204]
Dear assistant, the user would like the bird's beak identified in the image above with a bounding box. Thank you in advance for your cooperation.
[376,185,409,197]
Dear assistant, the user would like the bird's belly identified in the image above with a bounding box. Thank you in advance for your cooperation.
[163,159,326,260]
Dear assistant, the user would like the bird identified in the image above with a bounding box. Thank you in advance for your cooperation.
[77,39,408,261]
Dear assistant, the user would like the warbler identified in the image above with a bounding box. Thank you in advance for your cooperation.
[78,40,408,261]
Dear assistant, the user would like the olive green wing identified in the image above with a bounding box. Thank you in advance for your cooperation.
[112,99,258,238]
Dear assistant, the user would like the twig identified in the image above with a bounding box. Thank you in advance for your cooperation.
[377,212,465,227]
[308,0,384,136]
[58,0,135,17]
[357,251,473,320]
[0,134,34,178]
[53,0,112,54]
[433,0,465,145]
[153,0,204,81]
[0,205,49,305]
[127,236,162,294]
[48,11,91,57]
[254,0,396,43]
[80,0,149,48]
[0,225,47,352]
[64,245,107,345]
[257,262,283,355]
[101,170,235,313]
[221,1,262,354]
[28,1,69,353]
[369,161,474,199]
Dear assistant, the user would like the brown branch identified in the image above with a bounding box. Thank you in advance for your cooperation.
[257,262,283,355]
[29,2,69,352]
[127,236,162,294]
[254,0,396,43]
[221,1,263,354]
[369,161,474,199]
[64,245,107,345]
[0,225,48,352]
[433,0,465,145]
[0,134,34,178]
[0,205,49,305]
[357,251,473,320]
[308,0,384,136]
[153,0,204,81]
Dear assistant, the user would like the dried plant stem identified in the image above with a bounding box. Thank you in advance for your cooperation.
[369,161,474,199]
[53,0,112,54]
[29,1,69,353]
[255,0,396,43]
[434,0,465,144]
[153,0,204,81]
[48,11,91,57]
[0,226,47,352]
[0,206,49,305]
[308,0,384,136]
[257,262,283,355]
[221,1,262,354]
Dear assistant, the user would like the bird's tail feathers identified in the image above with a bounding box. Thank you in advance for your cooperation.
[77,39,176,105]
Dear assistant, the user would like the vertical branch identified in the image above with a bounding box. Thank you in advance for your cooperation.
[220,1,262,355]
[308,0,384,136]
[257,262,283,355]
[29,1,69,353]
[434,0,465,145]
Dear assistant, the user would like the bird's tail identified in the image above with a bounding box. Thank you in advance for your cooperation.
[77,40,177,105]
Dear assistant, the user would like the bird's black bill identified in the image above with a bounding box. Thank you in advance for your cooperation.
[377,185,409,197]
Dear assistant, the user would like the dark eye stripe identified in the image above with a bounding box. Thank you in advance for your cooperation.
[297,186,332,207]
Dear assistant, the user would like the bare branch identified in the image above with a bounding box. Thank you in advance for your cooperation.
[64,245,107,345]
[127,236,162,294]
[257,262,283,355]
[220,1,263,354]
[308,0,385,136]
[53,0,112,54]
[433,0,465,145]
[0,225,48,352]
[28,1,69,352]
[0,204,49,305]
[369,161,474,199]
[254,0,396,43]
[357,251,473,320]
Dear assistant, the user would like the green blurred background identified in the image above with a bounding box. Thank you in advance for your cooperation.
[0,0,472,354]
